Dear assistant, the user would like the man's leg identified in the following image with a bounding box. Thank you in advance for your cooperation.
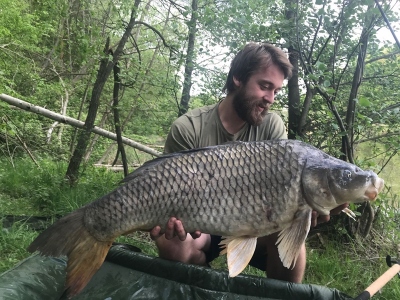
[253,233,306,283]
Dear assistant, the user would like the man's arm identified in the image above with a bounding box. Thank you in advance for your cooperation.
[164,118,196,154]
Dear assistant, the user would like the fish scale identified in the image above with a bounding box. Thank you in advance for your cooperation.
[28,139,384,297]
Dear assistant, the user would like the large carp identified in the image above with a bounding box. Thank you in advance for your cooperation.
[28,139,384,297]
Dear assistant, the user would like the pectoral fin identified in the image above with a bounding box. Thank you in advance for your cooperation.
[342,207,357,221]
[219,236,257,277]
[276,208,312,269]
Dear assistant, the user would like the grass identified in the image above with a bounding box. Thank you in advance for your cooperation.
[0,156,124,215]
[1,156,400,299]
[355,142,400,197]
[305,232,400,299]
[0,221,38,273]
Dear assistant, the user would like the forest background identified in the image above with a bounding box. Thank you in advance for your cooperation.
[1,0,400,298]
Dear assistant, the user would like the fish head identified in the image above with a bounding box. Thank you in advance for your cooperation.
[302,157,384,215]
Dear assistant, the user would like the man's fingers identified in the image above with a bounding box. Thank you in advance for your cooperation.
[164,217,177,240]
[311,211,318,228]
[311,211,330,227]
[151,217,197,241]
[150,226,162,240]
[190,230,202,239]
[174,220,187,241]
[318,215,330,224]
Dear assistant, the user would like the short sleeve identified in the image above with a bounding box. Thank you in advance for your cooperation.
[267,113,287,140]
[163,117,196,154]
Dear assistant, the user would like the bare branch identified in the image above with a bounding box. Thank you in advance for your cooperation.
[134,21,178,53]
[0,94,162,157]
[355,131,400,144]
[366,50,400,64]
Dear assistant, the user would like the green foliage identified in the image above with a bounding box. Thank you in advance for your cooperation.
[305,238,400,299]
[0,0,399,165]
[189,93,219,109]
[0,221,38,273]
[0,156,123,215]
[116,232,158,257]
[0,155,159,273]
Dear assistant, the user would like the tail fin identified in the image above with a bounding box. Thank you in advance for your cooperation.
[28,208,114,297]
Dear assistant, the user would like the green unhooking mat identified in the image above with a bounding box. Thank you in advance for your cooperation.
[0,244,352,300]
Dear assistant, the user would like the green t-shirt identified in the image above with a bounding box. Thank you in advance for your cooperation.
[164,102,287,154]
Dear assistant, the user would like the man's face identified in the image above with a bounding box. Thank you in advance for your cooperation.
[232,64,285,126]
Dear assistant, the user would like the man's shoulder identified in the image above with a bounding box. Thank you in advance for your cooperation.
[183,103,218,118]
[164,103,220,153]
[172,103,218,127]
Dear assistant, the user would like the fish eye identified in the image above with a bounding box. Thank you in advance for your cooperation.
[344,170,352,178]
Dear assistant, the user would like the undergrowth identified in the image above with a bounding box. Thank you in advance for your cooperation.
[0,221,37,273]
[0,156,123,215]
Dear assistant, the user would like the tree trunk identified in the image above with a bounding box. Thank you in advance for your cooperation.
[287,46,300,139]
[64,0,142,185]
[178,0,198,116]
[133,0,152,42]
[111,51,129,177]
[83,99,112,163]
[343,3,374,164]
[284,1,301,139]
[298,84,315,137]
[70,79,90,155]
[98,3,172,160]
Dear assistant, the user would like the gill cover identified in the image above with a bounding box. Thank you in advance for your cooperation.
[301,163,336,215]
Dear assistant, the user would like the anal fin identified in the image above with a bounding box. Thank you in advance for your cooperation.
[276,208,312,269]
[219,236,258,277]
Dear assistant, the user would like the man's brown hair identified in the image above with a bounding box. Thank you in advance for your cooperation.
[223,43,293,94]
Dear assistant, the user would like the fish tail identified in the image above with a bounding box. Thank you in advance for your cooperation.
[27,208,114,297]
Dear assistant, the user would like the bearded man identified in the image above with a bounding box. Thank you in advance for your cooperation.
[150,43,346,283]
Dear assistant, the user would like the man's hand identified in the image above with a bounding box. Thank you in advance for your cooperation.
[311,203,349,227]
[150,217,201,241]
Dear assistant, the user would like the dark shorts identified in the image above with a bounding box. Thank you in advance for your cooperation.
[205,235,267,271]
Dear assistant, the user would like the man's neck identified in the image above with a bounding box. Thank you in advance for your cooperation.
[218,95,246,135]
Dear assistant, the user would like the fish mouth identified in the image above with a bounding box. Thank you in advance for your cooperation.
[364,177,384,201]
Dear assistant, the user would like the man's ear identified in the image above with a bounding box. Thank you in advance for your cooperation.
[233,76,242,88]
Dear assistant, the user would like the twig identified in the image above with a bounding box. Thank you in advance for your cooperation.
[15,133,40,168]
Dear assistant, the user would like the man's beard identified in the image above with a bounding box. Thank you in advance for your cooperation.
[232,86,269,126]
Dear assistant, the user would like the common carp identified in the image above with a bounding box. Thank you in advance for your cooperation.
[28,139,384,297]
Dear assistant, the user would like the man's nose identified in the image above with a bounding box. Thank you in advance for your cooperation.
[263,90,275,104]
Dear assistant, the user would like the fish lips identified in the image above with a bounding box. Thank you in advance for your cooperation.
[363,176,384,201]
[328,168,384,204]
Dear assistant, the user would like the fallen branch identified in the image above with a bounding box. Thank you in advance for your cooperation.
[0,94,162,157]
[93,163,142,172]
